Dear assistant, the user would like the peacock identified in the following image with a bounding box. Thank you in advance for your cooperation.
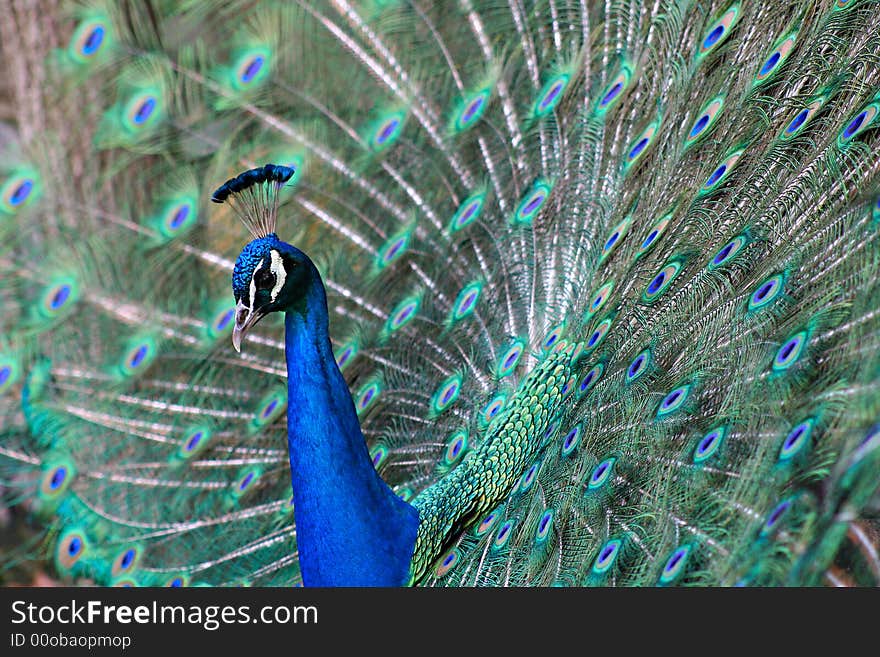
[1,0,879,587]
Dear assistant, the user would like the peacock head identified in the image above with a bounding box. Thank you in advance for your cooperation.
[231,234,317,352]
[211,163,305,353]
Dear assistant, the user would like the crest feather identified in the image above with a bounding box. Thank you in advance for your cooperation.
[211,164,294,238]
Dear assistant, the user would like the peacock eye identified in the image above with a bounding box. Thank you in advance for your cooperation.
[255,268,274,288]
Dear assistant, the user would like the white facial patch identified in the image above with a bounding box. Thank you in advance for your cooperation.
[248,260,263,311]
[268,250,287,302]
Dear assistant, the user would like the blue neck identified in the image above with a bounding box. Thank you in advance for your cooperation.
[283,278,419,586]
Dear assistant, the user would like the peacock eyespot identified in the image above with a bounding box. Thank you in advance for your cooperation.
[600,216,633,262]
[378,233,410,268]
[493,520,515,549]
[754,33,796,86]
[588,457,615,490]
[513,181,552,225]
[463,96,484,120]
[120,549,136,570]
[592,539,622,574]
[252,391,287,428]
[704,26,724,49]
[82,27,105,56]
[844,112,866,139]
[697,6,739,59]
[702,150,744,194]
[643,261,681,302]
[0,358,20,393]
[2,172,40,213]
[233,469,261,496]
[476,511,499,536]
[708,165,726,186]
[749,274,783,311]
[451,282,482,322]
[773,331,807,371]
[561,376,575,397]
[9,179,33,205]
[40,462,75,499]
[240,56,265,84]
[50,467,67,489]
[450,194,485,233]
[595,66,632,114]
[111,546,142,579]
[585,318,612,352]
[170,204,188,229]
[762,499,792,535]
[543,323,565,350]
[371,446,388,468]
[57,531,88,571]
[779,419,813,461]
[659,545,691,584]
[630,138,648,159]
[186,432,203,451]
[120,339,157,377]
[369,112,406,151]
[837,104,877,145]
[336,345,355,368]
[214,308,235,332]
[51,285,71,309]
[760,52,780,76]
[657,384,690,416]
[562,425,581,456]
[40,278,79,318]
[377,120,399,144]
[685,97,724,146]
[454,90,490,131]
[443,431,468,465]
[540,82,564,109]
[435,549,460,577]
[482,396,505,424]
[587,281,614,317]
[708,235,746,269]
[519,462,540,492]
[130,95,158,126]
[498,342,524,377]
[638,214,672,256]
[605,232,620,251]
[626,349,650,382]
[694,426,726,463]
[433,375,462,413]
[357,382,381,414]
[787,109,809,134]
[578,363,604,396]
[535,510,554,542]
[691,115,709,136]
[534,75,570,117]
[387,297,420,332]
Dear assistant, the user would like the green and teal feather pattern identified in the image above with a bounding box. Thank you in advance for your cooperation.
[2,0,880,587]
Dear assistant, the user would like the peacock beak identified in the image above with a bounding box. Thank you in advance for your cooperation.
[232,299,266,353]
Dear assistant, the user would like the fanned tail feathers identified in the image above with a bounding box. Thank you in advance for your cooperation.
[1,0,879,586]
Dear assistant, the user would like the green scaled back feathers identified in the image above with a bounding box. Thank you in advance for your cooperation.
[2,0,880,587]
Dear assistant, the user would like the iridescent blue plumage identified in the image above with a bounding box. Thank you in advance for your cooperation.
[232,234,282,303]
